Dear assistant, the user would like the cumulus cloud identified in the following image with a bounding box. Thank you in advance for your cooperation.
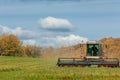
[55,34,88,46]
[38,16,73,31]
[0,25,88,47]
[40,34,88,47]
[0,25,37,39]
[57,34,88,42]
[22,39,36,46]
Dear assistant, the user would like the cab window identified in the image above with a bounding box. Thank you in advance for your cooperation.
[87,44,99,56]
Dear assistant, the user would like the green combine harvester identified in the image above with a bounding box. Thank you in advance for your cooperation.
[57,41,119,67]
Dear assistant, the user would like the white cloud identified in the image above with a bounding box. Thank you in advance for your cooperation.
[56,34,88,46]
[0,25,11,34]
[38,16,73,31]
[40,34,88,47]
[0,25,37,39]
[57,34,88,42]
[22,39,36,46]
[0,25,88,47]
[0,25,38,46]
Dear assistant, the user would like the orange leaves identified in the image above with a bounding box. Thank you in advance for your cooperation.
[0,34,23,56]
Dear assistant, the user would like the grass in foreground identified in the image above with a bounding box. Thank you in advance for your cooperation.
[0,56,120,80]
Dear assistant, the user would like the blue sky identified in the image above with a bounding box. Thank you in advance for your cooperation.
[0,0,120,47]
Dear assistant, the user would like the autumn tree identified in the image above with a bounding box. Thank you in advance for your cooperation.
[0,34,23,56]
[24,45,42,57]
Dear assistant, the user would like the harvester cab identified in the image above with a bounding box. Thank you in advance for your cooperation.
[87,42,101,56]
[85,41,102,60]
[57,40,119,67]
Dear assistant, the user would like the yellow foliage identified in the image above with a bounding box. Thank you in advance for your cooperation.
[0,34,23,56]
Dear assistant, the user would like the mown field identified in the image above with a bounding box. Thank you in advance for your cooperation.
[0,56,120,80]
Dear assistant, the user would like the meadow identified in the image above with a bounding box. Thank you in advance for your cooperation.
[0,56,120,80]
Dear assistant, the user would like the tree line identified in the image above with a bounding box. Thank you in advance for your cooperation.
[0,34,120,59]
[0,34,42,57]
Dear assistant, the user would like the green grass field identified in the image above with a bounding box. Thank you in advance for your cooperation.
[0,56,120,80]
